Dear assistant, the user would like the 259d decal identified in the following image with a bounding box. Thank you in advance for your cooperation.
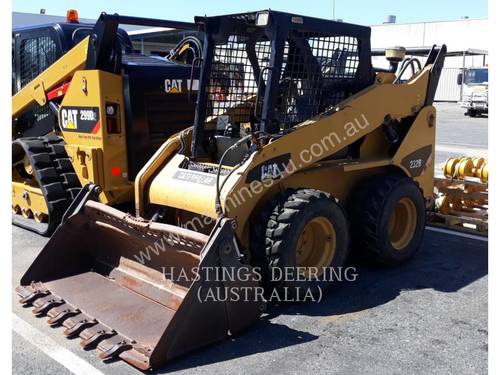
[59,107,101,134]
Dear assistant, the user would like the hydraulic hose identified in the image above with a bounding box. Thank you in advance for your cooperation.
[215,134,253,219]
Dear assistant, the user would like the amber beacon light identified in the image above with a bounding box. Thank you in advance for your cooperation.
[66,9,79,23]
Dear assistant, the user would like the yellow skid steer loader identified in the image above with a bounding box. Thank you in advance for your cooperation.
[17,10,446,370]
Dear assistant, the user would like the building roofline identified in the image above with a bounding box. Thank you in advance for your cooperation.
[128,27,173,36]
[371,47,488,57]
[370,17,487,27]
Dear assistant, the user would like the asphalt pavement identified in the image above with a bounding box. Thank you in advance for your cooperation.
[434,102,488,173]
[12,102,488,374]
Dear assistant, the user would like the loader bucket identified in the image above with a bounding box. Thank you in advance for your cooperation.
[16,200,264,370]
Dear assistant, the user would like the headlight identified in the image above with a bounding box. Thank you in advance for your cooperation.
[256,11,269,26]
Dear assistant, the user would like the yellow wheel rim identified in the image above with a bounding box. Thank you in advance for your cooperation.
[296,217,336,277]
[388,197,417,250]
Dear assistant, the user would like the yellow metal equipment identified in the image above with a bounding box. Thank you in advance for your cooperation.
[17,10,447,370]
[443,156,488,182]
[433,155,488,233]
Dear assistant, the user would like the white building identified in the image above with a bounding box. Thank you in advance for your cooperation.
[370,17,488,100]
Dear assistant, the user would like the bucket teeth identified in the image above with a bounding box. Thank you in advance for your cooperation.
[32,295,64,315]
[97,335,133,360]
[80,324,116,349]
[47,305,81,326]
[16,284,150,368]
[16,284,49,305]
[62,313,98,337]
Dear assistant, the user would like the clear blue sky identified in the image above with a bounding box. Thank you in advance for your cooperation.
[13,0,487,25]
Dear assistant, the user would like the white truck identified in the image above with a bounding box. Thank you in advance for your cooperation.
[458,67,488,117]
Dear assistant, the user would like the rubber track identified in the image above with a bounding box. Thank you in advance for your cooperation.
[12,135,81,236]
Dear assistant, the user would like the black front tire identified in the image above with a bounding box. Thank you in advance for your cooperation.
[252,189,350,297]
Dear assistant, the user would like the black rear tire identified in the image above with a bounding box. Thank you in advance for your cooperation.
[348,175,426,266]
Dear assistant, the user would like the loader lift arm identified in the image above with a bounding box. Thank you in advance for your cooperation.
[12,37,89,118]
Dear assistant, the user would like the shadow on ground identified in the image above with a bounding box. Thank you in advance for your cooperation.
[153,229,488,373]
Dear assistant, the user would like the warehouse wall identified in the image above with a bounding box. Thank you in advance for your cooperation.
[371,18,487,50]
[370,18,488,101]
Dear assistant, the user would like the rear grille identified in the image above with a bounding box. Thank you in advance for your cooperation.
[145,94,195,149]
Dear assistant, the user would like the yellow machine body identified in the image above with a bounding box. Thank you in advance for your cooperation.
[59,70,132,204]
[139,67,436,247]
[12,71,132,225]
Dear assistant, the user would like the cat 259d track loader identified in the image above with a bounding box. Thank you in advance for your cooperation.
[17,10,445,370]
[12,12,202,235]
